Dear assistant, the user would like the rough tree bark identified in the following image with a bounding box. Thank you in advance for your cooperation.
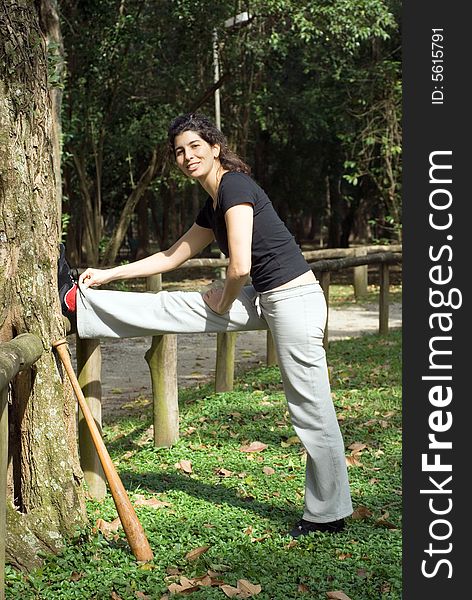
[0,0,86,571]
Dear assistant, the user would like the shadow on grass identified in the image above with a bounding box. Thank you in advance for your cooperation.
[119,468,301,529]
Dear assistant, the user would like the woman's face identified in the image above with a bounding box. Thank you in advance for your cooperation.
[174,131,220,179]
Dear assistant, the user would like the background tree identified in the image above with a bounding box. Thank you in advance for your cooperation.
[0,0,86,569]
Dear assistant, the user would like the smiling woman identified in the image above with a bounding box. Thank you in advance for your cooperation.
[70,112,353,538]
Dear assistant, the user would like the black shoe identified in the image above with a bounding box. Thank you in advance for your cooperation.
[289,518,345,538]
[57,243,78,334]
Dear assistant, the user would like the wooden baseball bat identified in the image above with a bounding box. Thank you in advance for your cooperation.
[53,338,153,562]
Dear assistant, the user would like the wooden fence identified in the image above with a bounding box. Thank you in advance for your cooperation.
[0,334,43,600]
[75,246,401,499]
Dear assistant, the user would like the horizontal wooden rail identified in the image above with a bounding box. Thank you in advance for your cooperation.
[83,245,402,274]
[0,334,44,391]
[308,251,402,273]
[1,334,43,600]
[169,245,402,271]
[302,244,402,263]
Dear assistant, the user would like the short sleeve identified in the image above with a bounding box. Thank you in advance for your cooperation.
[218,173,256,215]
[195,197,213,229]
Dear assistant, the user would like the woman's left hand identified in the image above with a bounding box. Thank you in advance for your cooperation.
[202,287,227,314]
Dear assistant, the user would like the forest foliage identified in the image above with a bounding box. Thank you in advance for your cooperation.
[58,0,401,264]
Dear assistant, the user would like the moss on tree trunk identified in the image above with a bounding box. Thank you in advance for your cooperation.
[0,0,86,571]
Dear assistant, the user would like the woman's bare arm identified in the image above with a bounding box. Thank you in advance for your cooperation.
[79,224,215,288]
[203,203,253,313]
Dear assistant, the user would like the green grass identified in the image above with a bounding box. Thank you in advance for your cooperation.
[5,330,402,600]
[328,284,402,308]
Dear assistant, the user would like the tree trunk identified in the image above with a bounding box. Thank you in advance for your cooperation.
[101,146,164,266]
[0,0,86,571]
[327,173,346,248]
[72,152,101,264]
[136,192,151,260]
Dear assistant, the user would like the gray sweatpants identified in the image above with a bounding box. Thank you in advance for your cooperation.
[77,282,352,522]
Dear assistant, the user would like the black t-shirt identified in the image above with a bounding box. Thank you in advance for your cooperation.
[195,172,310,292]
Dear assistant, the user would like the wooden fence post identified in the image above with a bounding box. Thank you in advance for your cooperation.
[379,262,390,335]
[145,334,179,447]
[76,337,106,500]
[0,387,7,600]
[146,274,162,293]
[353,248,368,299]
[215,332,237,392]
[319,271,331,349]
[266,331,277,366]
[146,275,179,447]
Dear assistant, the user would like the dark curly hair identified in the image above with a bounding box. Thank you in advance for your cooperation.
[167,113,251,175]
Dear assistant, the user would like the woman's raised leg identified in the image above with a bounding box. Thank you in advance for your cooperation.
[77,284,267,339]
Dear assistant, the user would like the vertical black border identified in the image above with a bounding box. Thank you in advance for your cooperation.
[403,2,468,597]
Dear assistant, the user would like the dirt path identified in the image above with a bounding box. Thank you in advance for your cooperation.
[69,302,402,419]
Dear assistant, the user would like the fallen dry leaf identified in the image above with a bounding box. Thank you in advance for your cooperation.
[175,459,193,474]
[348,442,367,453]
[205,573,226,585]
[239,441,268,453]
[167,582,200,594]
[111,592,123,600]
[216,468,233,477]
[326,592,352,600]
[69,571,83,581]
[237,579,262,597]
[167,576,201,594]
[262,466,275,476]
[179,576,195,588]
[345,455,363,467]
[221,585,240,598]
[134,494,171,509]
[298,583,310,593]
[192,575,212,587]
[351,506,372,520]
[185,545,210,561]
[135,592,150,599]
[251,534,271,543]
[375,512,398,529]
[95,517,122,537]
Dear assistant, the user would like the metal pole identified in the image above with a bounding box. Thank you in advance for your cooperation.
[213,28,225,279]
[213,29,221,130]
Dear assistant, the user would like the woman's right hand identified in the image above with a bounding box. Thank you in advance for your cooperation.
[79,267,116,289]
